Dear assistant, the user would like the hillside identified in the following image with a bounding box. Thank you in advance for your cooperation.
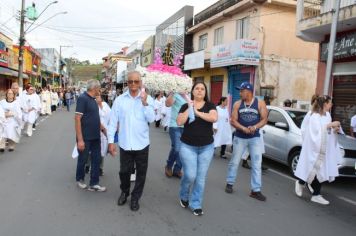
[71,64,102,84]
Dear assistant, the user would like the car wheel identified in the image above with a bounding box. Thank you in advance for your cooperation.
[289,151,300,175]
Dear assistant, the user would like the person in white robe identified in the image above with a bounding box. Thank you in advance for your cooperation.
[0,105,6,152]
[161,104,171,132]
[50,89,59,112]
[154,93,163,128]
[40,87,52,115]
[22,85,41,137]
[295,95,341,205]
[213,97,232,159]
[0,89,22,151]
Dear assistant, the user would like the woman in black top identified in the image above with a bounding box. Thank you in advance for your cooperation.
[177,82,218,216]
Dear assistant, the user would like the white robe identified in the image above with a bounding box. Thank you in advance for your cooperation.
[0,106,6,139]
[154,99,163,121]
[51,92,59,107]
[161,105,171,128]
[22,93,41,124]
[213,106,232,147]
[0,100,22,143]
[99,102,111,157]
[41,90,52,114]
[295,113,340,183]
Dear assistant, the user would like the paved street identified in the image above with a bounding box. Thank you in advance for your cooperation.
[0,109,355,236]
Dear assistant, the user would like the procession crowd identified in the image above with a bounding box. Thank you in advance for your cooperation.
[74,71,343,217]
[0,82,77,152]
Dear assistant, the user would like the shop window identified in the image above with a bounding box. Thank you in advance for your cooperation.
[260,86,274,97]
[194,77,204,83]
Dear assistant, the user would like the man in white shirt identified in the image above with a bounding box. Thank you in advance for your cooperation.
[108,71,155,212]
[351,114,356,138]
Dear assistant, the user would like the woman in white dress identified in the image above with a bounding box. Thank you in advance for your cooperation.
[213,97,232,159]
[154,93,163,128]
[50,89,59,112]
[0,89,22,152]
[295,95,341,205]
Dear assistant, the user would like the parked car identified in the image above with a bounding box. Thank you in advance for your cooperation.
[262,106,356,177]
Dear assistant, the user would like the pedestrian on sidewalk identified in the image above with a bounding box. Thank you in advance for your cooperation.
[295,95,341,205]
[213,97,232,159]
[22,84,41,137]
[75,79,106,192]
[225,82,268,201]
[108,71,155,212]
[177,82,218,216]
[164,92,186,178]
[0,89,22,152]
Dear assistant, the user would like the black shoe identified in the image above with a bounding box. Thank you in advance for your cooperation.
[85,166,90,174]
[220,155,227,159]
[99,168,104,176]
[164,126,167,132]
[172,171,183,179]
[180,199,189,208]
[8,149,14,152]
[0,149,4,153]
[242,160,251,169]
[249,191,267,201]
[130,200,140,211]
[193,209,204,216]
[117,192,129,206]
[225,184,233,194]
[262,166,268,171]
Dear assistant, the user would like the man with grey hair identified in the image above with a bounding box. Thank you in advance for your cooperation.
[108,71,155,211]
[75,79,106,192]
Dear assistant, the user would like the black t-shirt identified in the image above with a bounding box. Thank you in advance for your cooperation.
[75,92,100,140]
[179,102,216,146]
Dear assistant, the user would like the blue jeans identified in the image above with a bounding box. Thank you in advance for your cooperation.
[76,139,101,186]
[180,142,214,210]
[226,137,262,192]
[66,99,71,111]
[167,127,183,173]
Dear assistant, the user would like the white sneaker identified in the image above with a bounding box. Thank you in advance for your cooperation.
[77,181,87,189]
[311,195,330,205]
[295,180,303,197]
[88,184,107,192]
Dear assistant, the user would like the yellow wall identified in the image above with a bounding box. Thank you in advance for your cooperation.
[191,67,228,97]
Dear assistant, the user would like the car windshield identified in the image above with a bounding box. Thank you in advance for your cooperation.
[286,110,307,128]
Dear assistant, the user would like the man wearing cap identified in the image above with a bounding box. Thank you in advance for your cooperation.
[225,82,268,201]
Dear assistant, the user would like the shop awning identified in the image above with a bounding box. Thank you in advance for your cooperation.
[0,67,29,79]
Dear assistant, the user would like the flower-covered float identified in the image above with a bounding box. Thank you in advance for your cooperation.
[135,44,193,93]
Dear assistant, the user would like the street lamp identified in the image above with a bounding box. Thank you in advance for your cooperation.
[18,0,66,89]
[26,11,68,34]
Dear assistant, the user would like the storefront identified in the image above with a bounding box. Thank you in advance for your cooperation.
[210,39,260,106]
[320,30,356,132]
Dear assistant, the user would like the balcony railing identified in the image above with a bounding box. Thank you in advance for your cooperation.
[194,0,242,25]
[300,0,356,21]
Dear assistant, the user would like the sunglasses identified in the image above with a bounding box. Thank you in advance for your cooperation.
[128,80,140,85]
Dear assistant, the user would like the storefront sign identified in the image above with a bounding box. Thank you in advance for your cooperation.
[184,50,205,70]
[0,49,8,67]
[142,36,155,67]
[321,31,356,61]
[211,39,260,68]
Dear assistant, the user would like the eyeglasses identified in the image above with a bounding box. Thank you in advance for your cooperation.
[127,80,140,85]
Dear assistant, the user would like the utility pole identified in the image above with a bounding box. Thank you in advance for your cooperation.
[324,0,341,95]
[18,0,26,89]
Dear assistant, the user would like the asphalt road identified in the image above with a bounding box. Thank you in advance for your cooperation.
[0,108,355,236]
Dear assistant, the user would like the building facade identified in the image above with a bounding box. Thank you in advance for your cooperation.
[141,35,155,67]
[36,48,60,88]
[185,0,319,107]
[296,0,356,131]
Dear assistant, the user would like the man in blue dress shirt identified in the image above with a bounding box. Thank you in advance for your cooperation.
[108,71,155,211]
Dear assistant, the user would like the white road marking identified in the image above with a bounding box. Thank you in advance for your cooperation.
[338,196,356,206]
[268,168,296,181]
[268,167,356,207]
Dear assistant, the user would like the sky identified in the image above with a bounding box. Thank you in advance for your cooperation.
[0,0,217,63]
